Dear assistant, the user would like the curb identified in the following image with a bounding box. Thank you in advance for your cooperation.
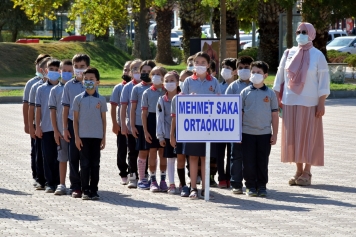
[0,93,355,104]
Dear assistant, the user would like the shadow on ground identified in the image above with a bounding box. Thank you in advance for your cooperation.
[0,209,41,221]
[0,188,31,196]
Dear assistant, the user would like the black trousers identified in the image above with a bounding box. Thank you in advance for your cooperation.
[127,134,138,177]
[230,142,243,189]
[117,133,129,177]
[30,137,37,179]
[216,142,231,181]
[80,138,101,192]
[35,137,45,186]
[41,132,59,187]
[68,119,81,190]
[242,133,271,189]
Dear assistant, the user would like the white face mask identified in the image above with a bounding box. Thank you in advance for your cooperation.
[221,68,233,80]
[165,82,177,92]
[152,75,162,85]
[194,66,207,75]
[296,34,309,45]
[250,73,264,84]
[133,73,141,82]
[238,69,251,80]
[74,68,86,78]
[187,66,194,71]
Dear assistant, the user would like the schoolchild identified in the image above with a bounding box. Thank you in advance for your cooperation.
[186,56,194,71]
[178,69,193,92]
[225,56,254,194]
[28,56,52,190]
[73,68,107,200]
[120,59,143,188]
[61,53,90,198]
[110,60,132,185]
[240,61,279,197]
[130,60,156,190]
[181,52,221,200]
[23,54,50,186]
[49,59,73,195]
[35,58,61,193]
[215,58,238,189]
[141,66,168,192]
[210,60,217,78]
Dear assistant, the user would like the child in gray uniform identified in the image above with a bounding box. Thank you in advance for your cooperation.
[73,68,107,200]
[240,61,279,197]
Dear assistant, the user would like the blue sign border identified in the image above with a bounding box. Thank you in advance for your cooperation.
[176,94,242,142]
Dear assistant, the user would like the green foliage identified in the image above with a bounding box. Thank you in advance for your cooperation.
[25,36,54,40]
[150,41,157,59]
[127,39,133,55]
[171,47,184,65]
[344,54,356,68]
[239,47,258,60]
[0,32,26,42]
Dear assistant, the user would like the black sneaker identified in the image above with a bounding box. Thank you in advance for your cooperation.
[258,187,267,197]
[82,190,91,200]
[246,188,258,197]
[210,175,218,187]
[91,192,100,200]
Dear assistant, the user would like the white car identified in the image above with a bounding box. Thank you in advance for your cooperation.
[326,36,356,54]
[171,32,181,48]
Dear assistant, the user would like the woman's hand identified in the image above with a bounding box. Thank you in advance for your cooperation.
[315,103,325,118]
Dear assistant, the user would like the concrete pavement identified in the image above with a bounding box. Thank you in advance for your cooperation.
[0,99,355,236]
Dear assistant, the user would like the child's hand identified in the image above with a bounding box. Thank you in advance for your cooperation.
[29,125,36,139]
[63,129,71,142]
[144,131,152,143]
[170,136,176,148]
[131,126,139,138]
[54,130,63,145]
[24,124,29,134]
[100,138,106,150]
[160,140,166,147]
[75,137,83,151]
[35,127,43,139]
[112,122,120,135]
[270,134,277,145]
[121,124,128,136]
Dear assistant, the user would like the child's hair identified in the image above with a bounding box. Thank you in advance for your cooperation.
[221,58,237,71]
[35,54,51,65]
[150,66,167,78]
[186,55,194,64]
[193,51,211,74]
[210,60,216,73]
[124,60,133,67]
[236,56,254,67]
[47,58,61,68]
[39,57,52,69]
[139,60,156,72]
[130,59,143,71]
[60,59,72,68]
[180,69,193,78]
[83,68,100,81]
[165,70,179,81]
[72,53,90,66]
[250,61,269,74]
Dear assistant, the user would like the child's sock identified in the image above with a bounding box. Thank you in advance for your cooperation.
[167,158,176,184]
[160,171,166,182]
[137,158,147,181]
[177,168,186,186]
[150,171,156,182]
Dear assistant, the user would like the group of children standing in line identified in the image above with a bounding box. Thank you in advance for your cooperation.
[22,51,278,201]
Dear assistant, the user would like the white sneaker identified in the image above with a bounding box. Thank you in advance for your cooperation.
[196,176,202,184]
[120,177,128,185]
[54,184,66,195]
[127,174,137,189]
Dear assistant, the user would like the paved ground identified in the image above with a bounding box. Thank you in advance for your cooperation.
[0,99,355,236]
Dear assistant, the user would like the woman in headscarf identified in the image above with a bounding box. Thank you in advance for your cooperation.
[273,22,330,186]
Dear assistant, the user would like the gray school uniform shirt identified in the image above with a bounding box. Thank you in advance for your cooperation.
[141,86,165,113]
[61,78,84,121]
[120,80,140,132]
[225,79,251,95]
[156,94,173,141]
[23,76,41,103]
[219,81,229,94]
[110,81,126,127]
[35,81,58,133]
[48,82,66,135]
[130,82,151,126]
[240,85,278,135]
[29,79,45,123]
[72,91,108,139]
[182,75,221,95]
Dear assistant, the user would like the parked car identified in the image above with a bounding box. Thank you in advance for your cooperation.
[171,32,181,48]
[326,36,356,54]
[59,35,86,42]
[328,30,347,44]
[174,30,183,42]
[243,33,260,50]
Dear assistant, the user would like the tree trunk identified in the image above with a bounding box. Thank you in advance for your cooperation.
[132,12,141,58]
[257,0,284,71]
[114,27,128,53]
[219,0,227,80]
[138,0,151,60]
[286,5,293,49]
[213,7,220,36]
[155,2,174,64]
[11,28,18,42]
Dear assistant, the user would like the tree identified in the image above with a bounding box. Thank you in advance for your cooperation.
[154,0,175,64]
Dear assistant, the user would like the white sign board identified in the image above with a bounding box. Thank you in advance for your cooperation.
[176,95,242,142]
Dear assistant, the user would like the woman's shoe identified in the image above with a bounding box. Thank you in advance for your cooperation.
[295,171,312,186]
[288,172,302,186]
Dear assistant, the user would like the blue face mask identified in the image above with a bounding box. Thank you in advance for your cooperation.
[83,80,95,90]
[296,34,309,45]
[61,72,73,81]
[47,71,61,81]
[36,72,44,79]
